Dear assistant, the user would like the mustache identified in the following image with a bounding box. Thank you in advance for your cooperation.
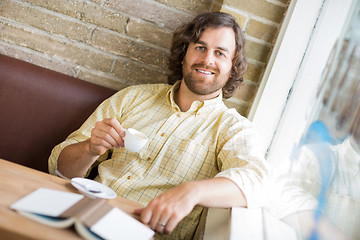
[191,64,218,73]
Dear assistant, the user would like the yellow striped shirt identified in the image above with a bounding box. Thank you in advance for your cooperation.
[49,81,269,240]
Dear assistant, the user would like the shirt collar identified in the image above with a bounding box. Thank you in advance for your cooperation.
[167,81,181,111]
[166,81,224,112]
[335,137,360,176]
[344,137,360,165]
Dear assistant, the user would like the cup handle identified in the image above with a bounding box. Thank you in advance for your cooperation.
[123,129,128,141]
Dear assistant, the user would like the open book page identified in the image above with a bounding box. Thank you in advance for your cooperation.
[73,197,155,239]
[10,188,84,217]
[90,207,155,240]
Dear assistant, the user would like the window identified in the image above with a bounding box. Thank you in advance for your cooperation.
[249,0,357,170]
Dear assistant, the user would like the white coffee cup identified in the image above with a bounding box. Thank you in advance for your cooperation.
[123,128,148,152]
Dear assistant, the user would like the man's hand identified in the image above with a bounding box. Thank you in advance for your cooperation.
[134,182,198,234]
[88,118,125,156]
[57,118,125,178]
[133,177,245,235]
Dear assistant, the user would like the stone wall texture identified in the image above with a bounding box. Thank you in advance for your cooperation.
[0,0,291,116]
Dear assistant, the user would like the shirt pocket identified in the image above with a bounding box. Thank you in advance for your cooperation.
[159,138,217,184]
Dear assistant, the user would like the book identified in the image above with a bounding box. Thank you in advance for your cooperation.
[10,188,154,240]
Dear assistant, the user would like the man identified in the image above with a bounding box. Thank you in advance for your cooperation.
[49,12,268,239]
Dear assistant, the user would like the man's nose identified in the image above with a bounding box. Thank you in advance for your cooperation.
[202,51,215,66]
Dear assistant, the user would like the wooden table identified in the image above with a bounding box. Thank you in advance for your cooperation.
[0,159,143,240]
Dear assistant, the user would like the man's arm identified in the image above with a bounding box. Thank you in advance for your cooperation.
[57,140,99,178]
[134,177,246,234]
[57,118,125,178]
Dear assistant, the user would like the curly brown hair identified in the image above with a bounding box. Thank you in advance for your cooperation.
[168,12,248,99]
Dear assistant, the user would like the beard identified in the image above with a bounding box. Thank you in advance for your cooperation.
[182,62,230,96]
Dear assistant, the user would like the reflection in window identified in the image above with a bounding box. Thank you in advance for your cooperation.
[268,5,360,240]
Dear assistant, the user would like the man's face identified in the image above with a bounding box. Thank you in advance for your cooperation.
[182,27,236,96]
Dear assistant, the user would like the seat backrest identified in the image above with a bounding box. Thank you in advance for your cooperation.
[0,54,117,173]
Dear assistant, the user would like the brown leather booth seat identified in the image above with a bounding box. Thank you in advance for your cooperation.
[0,54,117,173]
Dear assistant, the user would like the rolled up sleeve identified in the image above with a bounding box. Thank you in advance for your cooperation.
[215,119,270,208]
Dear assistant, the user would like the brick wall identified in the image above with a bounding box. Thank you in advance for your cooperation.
[0,0,290,116]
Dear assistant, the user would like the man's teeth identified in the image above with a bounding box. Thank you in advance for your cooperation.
[196,69,213,75]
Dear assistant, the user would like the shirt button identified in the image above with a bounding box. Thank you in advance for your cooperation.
[177,113,181,117]
[146,157,151,161]
[126,176,131,180]
[160,133,165,137]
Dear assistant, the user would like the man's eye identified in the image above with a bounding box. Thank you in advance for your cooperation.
[216,51,225,57]
[196,46,205,51]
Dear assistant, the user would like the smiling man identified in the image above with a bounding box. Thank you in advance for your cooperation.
[49,12,269,239]
[176,27,235,111]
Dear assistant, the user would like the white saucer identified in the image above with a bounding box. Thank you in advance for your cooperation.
[71,178,117,199]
